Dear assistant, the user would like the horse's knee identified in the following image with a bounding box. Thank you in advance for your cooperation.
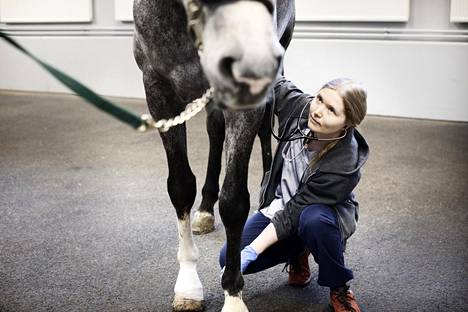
[218,190,249,228]
[168,171,197,218]
[298,204,338,239]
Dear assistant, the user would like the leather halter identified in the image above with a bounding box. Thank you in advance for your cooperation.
[185,0,274,51]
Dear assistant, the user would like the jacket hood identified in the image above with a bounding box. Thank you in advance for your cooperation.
[315,127,369,175]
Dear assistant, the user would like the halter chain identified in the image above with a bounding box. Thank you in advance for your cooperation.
[137,0,212,134]
[138,88,214,133]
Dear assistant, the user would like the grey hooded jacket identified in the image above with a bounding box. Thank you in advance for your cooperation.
[259,77,369,242]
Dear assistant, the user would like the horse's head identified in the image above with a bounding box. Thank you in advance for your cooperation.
[182,0,283,110]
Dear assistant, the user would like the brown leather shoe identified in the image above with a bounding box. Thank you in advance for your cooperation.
[287,249,312,287]
[330,286,361,312]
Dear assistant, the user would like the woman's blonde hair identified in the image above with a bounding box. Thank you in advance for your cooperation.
[309,78,367,167]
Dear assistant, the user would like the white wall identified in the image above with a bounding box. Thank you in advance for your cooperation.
[295,0,410,22]
[284,38,468,121]
[0,0,144,98]
[0,0,93,23]
[0,35,143,98]
[0,0,467,121]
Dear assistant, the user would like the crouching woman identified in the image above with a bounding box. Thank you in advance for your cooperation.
[220,77,369,312]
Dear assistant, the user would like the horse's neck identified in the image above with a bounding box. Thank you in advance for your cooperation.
[134,0,187,39]
[134,0,199,72]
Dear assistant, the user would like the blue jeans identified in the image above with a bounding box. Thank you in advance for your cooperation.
[219,204,354,287]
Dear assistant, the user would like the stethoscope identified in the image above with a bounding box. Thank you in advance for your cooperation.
[270,98,348,144]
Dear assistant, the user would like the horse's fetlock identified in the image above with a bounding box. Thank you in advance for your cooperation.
[176,215,199,262]
[221,271,244,293]
[177,247,199,263]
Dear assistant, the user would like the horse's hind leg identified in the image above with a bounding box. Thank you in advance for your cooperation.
[193,100,271,235]
[192,106,225,234]
[219,108,265,312]
[144,76,203,311]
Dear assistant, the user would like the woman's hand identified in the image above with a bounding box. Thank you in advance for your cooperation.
[220,245,258,275]
[240,245,258,273]
[221,223,278,274]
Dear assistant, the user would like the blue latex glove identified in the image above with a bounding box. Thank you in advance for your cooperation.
[240,245,258,273]
[220,245,258,275]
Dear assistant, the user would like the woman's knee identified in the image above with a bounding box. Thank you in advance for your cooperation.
[298,204,339,238]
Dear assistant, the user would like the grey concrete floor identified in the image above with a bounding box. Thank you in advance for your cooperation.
[0,90,467,312]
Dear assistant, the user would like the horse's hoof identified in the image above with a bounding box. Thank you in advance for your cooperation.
[221,291,249,312]
[192,211,215,235]
[173,295,204,312]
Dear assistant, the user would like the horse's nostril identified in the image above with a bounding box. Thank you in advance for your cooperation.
[219,57,235,80]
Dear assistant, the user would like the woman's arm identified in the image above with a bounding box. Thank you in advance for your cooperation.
[239,222,279,273]
[274,76,312,121]
[249,222,278,254]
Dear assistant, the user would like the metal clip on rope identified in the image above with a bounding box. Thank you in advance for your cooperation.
[137,88,214,133]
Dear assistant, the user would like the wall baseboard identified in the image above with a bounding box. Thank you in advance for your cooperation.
[2,25,468,41]
[294,26,468,42]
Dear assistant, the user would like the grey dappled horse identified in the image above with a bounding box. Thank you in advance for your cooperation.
[133,0,295,310]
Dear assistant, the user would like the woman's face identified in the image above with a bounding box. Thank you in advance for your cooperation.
[308,88,347,139]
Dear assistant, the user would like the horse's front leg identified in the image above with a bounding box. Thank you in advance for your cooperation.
[159,125,204,312]
[219,108,265,312]
[144,77,204,311]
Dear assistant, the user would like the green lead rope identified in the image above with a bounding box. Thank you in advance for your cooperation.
[0,30,146,131]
